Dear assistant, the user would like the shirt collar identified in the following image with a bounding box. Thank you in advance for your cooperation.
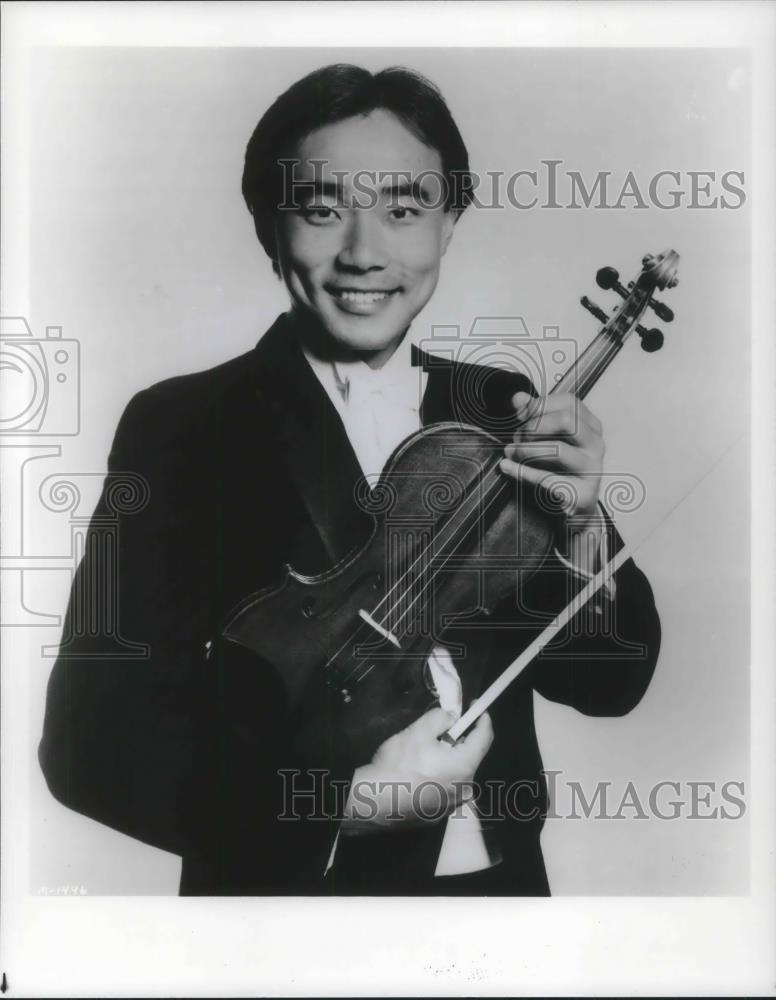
[301,327,427,411]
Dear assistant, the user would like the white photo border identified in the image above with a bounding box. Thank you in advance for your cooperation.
[2,2,774,996]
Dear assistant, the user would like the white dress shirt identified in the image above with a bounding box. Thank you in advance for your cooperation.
[300,332,610,876]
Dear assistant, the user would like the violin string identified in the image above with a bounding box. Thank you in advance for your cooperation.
[561,339,622,399]
[341,459,506,667]
[555,312,636,398]
[374,457,505,626]
[378,467,512,640]
[330,459,508,682]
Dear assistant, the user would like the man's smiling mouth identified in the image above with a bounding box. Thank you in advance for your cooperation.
[325,285,399,305]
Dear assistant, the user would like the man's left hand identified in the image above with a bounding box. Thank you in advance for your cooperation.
[499,390,605,533]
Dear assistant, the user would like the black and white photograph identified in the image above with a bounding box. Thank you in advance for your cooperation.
[2,2,774,995]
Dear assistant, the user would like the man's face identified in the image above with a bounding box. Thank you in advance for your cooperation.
[274,109,456,365]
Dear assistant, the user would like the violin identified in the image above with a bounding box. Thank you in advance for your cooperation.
[220,250,680,772]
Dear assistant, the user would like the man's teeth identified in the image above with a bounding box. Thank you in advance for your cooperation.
[337,290,390,303]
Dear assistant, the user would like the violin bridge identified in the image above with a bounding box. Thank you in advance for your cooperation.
[358,609,402,649]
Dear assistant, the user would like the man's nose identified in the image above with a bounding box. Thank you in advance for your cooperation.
[336,211,388,271]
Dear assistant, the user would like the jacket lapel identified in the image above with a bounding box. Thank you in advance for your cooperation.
[250,316,372,567]
[413,344,456,427]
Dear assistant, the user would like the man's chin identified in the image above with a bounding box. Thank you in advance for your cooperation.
[321,313,409,355]
[292,299,414,359]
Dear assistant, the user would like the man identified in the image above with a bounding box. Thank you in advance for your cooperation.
[39,64,660,895]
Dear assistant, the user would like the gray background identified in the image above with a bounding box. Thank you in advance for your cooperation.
[25,46,750,895]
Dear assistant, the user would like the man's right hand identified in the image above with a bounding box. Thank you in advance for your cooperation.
[340,707,493,833]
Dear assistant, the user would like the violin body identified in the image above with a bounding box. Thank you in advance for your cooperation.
[222,422,555,768]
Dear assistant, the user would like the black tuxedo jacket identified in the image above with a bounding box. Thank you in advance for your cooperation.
[39,313,661,895]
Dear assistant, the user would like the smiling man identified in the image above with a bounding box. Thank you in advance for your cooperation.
[39,64,661,896]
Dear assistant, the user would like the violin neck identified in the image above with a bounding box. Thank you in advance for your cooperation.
[550,331,624,400]
[550,287,651,399]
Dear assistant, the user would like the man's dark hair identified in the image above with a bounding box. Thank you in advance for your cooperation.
[242,63,473,266]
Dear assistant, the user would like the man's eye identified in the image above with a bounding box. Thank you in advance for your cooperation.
[388,206,421,222]
[301,206,339,224]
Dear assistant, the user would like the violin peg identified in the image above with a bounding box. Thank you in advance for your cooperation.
[596,267,631,300]
[639,327,664,352]
[648,298,674,323]
[580,295,609,324]
[595,266,619,291]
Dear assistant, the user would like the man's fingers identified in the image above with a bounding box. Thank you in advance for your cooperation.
[445,710,493,752]
[430,706,457,725]
[414,707,456,737]
[499,459,583,509]
[505,439,592,475]
[511,390,537,419]
[442,713,493,771]
[512,391,602,439]
[514,410,590,447]
[409,708,491,758]
[500,455,578,490]
[463,711,493,753]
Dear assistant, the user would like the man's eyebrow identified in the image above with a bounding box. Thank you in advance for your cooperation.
[295,179,345,201]
[379,178,435,201]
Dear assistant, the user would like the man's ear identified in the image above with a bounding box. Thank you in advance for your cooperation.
[440,210,456,256]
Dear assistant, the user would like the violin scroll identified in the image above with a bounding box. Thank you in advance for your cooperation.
[642,250,680,290]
